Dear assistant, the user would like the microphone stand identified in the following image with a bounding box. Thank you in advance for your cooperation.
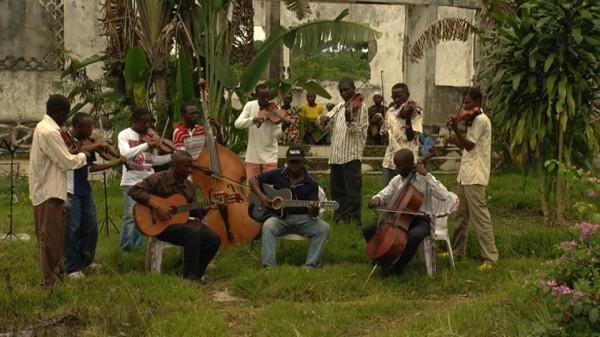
[1,139,30,241]
[97,117,119,236]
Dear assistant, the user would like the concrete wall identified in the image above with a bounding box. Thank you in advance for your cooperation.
[0,0,105,123]
[253,0,475,124]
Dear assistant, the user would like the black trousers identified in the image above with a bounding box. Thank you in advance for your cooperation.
[362,216,430,274]
[157,222,220,281]
[330,160,362,225]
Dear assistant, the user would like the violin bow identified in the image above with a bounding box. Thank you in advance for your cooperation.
[380,70,386,106]
[157,116,170,149]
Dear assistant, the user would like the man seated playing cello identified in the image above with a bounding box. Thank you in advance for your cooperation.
[362,149,451,276]
[128,151,222,282]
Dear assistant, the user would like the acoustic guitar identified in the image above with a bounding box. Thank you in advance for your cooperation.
[134,193,241,236]
[248,184,339,222]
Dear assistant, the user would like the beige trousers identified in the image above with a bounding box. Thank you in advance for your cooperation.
[245,162,278,182]
[33,198,66,287]
[451,184,499,263]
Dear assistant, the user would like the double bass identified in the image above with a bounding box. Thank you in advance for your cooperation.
[192,82,261,246]
[366,171,424,265]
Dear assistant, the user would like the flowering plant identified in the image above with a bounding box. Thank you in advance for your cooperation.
[535,222,600,335]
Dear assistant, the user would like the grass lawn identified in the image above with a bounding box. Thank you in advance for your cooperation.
[0,169,574,336]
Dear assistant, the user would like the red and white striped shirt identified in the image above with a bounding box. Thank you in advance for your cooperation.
[172,123,206,159]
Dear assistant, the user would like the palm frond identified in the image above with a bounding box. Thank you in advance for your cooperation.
[409,17,477,64]
[134,0,175,66]
[283,0,312,20]
[283,20,381,51]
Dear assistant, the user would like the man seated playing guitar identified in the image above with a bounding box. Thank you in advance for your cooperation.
[249,146,331,268]
[128,151,221,282]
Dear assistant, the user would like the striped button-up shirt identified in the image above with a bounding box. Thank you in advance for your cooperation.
[318,101,368,165]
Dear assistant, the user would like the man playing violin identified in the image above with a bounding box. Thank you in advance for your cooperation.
[128,151,221,282]
[173,102,223,159]
[381,83,423,187]
[118,107,173,252]
[249,146,330,268]
[235,83,288,181]
[445,87,498,271]
[64,112,127,279]
[317,77,368,226]
[28,95,90,286]
[363,149,450,276]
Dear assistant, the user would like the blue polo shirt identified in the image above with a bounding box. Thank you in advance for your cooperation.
[256,168,319,215]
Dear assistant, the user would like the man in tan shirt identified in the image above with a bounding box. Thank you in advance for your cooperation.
[28,94,95,286]
[446,87,498,270]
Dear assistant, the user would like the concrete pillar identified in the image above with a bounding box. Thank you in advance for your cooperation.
[403,5,438,123]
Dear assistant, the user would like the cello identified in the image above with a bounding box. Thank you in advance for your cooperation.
[192,82,261,246]
[366,171,424,265]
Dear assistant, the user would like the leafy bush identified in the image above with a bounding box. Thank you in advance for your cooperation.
[532,222,600,336]
[289,50,370,82]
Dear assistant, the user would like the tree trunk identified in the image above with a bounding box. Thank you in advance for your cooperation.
[555,122,565,223]
[153,65,170,129]
[541,172,554,226]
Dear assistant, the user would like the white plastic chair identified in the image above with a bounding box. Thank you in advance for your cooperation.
[145,237,180,273]
[423,192,460,275]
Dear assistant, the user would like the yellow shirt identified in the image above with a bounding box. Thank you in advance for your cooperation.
[28,115,88,206]
[299,103,324,121]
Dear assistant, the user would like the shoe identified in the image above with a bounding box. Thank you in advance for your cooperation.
[478,261,494,271]
[68,271,85,279]
[88,263,102,270]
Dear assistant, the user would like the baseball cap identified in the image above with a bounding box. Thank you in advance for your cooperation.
[286,146,305,161]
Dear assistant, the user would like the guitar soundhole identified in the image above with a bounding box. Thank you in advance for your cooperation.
[271,198,283,210]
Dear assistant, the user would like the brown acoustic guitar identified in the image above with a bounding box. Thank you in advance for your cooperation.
[134,193,241,236]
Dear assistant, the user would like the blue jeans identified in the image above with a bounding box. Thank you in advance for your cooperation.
[120,187,143,251]
[261,214,330,267]
[64,193,98,273]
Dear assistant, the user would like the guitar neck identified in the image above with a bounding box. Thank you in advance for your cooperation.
[281,200,333,209]
[173,200,212,214]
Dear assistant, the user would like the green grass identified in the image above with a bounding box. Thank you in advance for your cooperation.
[0,170,574,336]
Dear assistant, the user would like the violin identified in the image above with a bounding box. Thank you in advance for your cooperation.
[344,93,364,122]
[256,101,290,128]
[60,127,81,154]
[447,106,481,128]
[395,100,421,119]
[141,127,177,154]
[80,136,119,161]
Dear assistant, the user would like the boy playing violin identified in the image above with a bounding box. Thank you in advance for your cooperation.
[64,113,127,278]
[317,77,368,226]
[381,83,423,187]
[235,83,289,181]
[118,107,172,252]
[362,149,450,276]
[445,87,498,270]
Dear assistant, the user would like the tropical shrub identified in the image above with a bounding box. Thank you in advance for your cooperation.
[533,222,600,336]
[480,0,600,224]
